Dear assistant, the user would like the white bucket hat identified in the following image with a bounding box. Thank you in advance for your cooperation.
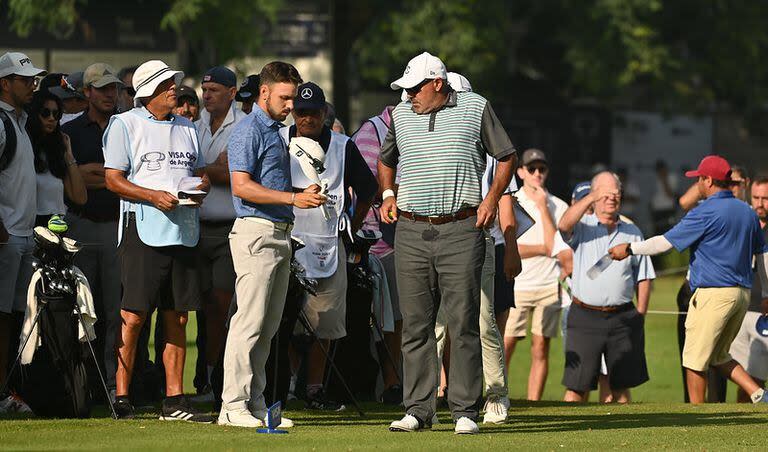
[132,60,184,106]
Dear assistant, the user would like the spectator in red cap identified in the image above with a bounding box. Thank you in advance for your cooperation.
[609,155,768,405]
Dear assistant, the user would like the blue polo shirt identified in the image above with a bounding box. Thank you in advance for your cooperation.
[567,214,655,306]
[665,190,768,291]
[227,107,293,222]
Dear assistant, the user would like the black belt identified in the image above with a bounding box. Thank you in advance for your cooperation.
[572,297,633,313]
[398,207,478,225]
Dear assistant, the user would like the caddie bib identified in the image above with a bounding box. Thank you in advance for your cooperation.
[110,108,201,247]
[280,128,347,278]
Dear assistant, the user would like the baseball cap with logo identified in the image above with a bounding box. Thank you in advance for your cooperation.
[50,71,86,100]
[176,85,199,104]
[132,60,184,106]
[294,82,326,110]
[236,74,260,102]
[390,52,447,90]
[684,155,732,181]
[0,52,46,79]
[83,63,124,88]
[202,66,236,88]
[571,181,592,201]
[520,148,548,166]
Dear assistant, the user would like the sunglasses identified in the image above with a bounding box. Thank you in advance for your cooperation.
[405,79,431,96]
[526,165,548,174]
[39,107,62,120]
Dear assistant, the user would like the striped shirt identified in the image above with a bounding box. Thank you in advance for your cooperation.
[380,91,515,216]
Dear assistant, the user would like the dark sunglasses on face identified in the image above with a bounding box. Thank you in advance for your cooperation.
[39,108,62,120]
[405,79,431,96]
[526,165,548,174]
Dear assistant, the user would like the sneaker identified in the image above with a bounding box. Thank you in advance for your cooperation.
[389,414,431,432]
[114,397,135,420]
[218,408,264,428]
[380,384,403,405]
[0,393,33,414]
[264,415,294,428]
[305,388,346,411]
[482,395,510,424]
[454,416,479,435]
[160,396,214,423]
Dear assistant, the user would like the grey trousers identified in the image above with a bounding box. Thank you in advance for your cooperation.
[221,218,292,415]
[65,214,121,389]
[395,216,485,421]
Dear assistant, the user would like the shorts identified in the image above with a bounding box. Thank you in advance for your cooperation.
[0,235,34,313]
[379,252,401,322]
[119,218,202,313]
[493,244,515,313]
[562,302,648,392]
[683,287,749,371]
[296,240,348,340]
[197,221,236,294]
[506,284,561,338]
[729,311,768,381]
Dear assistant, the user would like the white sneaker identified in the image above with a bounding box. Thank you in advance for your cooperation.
[454,417,479,435]
[256,413,294,428]
[389,414,425,432]
[218,408,264,428]
[482,395,509,424]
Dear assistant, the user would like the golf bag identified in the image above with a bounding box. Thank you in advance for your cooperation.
[14,226,94,418]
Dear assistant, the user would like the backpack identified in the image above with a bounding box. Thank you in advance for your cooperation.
[0,109,18,171]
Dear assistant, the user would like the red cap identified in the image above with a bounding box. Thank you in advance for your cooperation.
[684,155,732,181]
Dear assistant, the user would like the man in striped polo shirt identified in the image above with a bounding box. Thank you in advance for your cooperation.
[379,52,517,434]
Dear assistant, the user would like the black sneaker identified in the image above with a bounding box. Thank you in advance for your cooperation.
[114,397,135,420]
[159,395,214,423]
[380,384,403,405]
[305,388,346,411]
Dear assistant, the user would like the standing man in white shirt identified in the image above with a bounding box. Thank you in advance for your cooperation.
[505,148,568,400]
[193,66,246,400]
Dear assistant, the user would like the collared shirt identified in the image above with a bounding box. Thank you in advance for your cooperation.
[514,187,569,291]
[665,190,768,291]
[0,100,36,236]
[62,109,120,221]
[195,101,246,221]
[380,90,516,216]
[227,105,293,222]
[750,224,768,312]
[567,214,655,306]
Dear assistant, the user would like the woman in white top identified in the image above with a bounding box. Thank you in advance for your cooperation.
[27,91,87,226]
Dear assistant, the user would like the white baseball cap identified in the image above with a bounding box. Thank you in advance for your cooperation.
[132,60,184,105]
[447,72,472,92]
[390,52,447,90]
[0,52,46,79]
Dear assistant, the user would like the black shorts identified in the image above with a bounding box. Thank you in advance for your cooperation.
[119,218,202,313]
[493,244,515,312]
[562,302,649,392]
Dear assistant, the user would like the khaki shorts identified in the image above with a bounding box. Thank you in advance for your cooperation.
[295,241,348,340]
[682,287,749,371]
[506,285,561,338]
[729,311,768,381]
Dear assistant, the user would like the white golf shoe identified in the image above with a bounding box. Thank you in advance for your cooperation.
[482,395,510,424]
[454,417,479,434]
[389,414,427,432]
[218,408,264,428]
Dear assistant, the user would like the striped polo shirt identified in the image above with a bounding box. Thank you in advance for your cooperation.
[380,91,515,216]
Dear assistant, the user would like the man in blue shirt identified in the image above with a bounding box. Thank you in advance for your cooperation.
[610,155,768,404]
[218,62,325,429]
[558,171,655,403]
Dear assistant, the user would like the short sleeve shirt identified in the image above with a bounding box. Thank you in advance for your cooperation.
[227,106,293,223]
[568,214,656,306]
[665,190,768,290]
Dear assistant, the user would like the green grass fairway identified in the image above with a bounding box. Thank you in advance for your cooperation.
[2,275,766,450]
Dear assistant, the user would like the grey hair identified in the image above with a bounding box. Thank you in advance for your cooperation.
[590,171,622,191]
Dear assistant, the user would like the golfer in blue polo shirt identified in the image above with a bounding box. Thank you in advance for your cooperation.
[610,155,768,404]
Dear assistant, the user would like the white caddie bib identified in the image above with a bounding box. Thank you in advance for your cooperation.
[112,109,201,247]
[280,128,347,278]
